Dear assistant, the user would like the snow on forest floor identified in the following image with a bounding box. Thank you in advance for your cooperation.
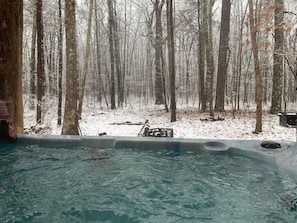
[23,98,297,142]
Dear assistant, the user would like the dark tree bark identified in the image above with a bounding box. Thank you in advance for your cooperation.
[0,0,24,133]
[62,0,79,135]
[198,0,207,111]
[160,46,168,111]
[167,0,176,122]
[94,0,102,105]
[57,0,63,126]
[46,32,56,96]
[36,0,45,124]
[206,0,215,117]
[29,6,37,110]
[235,2,248,111]
[215,0,231,112]
[113,2,124,108]
[145,13,154,100]
[107,0,116,109]
[154,0,165,105]
[248,0,263,133]
[271,0,284,114]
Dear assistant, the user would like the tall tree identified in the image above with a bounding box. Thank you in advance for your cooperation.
[113,1,124,108]
[94,0,108,107]
[154,0,165,105]
[62,0,79,135]
[57,0,63,126]
[145,11,154,100]
[0,0,24,133]
[198,0,207,111]
[206,0,216,117]
[45,32,56,96]
[107,0,116,109]
[271,0,284,114]
[248,0,263,133]
[78,0,94,117]
[215,0,231,112]
[36,0,45,124]
[29,5,37,110]
[235,2,248,110]
[167,0,176,122]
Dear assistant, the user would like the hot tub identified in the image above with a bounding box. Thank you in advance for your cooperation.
[0,135,297,222]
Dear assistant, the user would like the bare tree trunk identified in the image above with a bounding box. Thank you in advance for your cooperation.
[123,0,128,105]
[198,0,207,111]
[57,0,63,126]
[0,0,24,133]
[166,0,176,122]
[248,0,263,133]
[206,0,215,117]
[30,6,37,110]
[94,0,103,105]
[107,0,116,109]
[145,13,154,102]
[271,0,284,114]
[36,0,45,124]
[215,0,231,112]
[154,0,165,105]
[62,0,79,135]
[78,0,94,117]
[46,33,56,96]
[160,47,169,111]
[113,1,124,108]
[185,36,195,105]
[263,4,271,106]
[236,2,248,111]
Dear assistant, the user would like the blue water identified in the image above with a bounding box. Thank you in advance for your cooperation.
[0,144,297,223]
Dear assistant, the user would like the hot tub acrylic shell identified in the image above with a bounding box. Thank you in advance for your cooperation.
[3,134,296,174]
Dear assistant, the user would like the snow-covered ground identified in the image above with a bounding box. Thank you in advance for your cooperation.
[23,97,297,142]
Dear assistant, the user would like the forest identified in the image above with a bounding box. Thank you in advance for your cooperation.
[0,0,297,135]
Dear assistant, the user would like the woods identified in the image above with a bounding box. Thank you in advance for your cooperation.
[2,0,297,134]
